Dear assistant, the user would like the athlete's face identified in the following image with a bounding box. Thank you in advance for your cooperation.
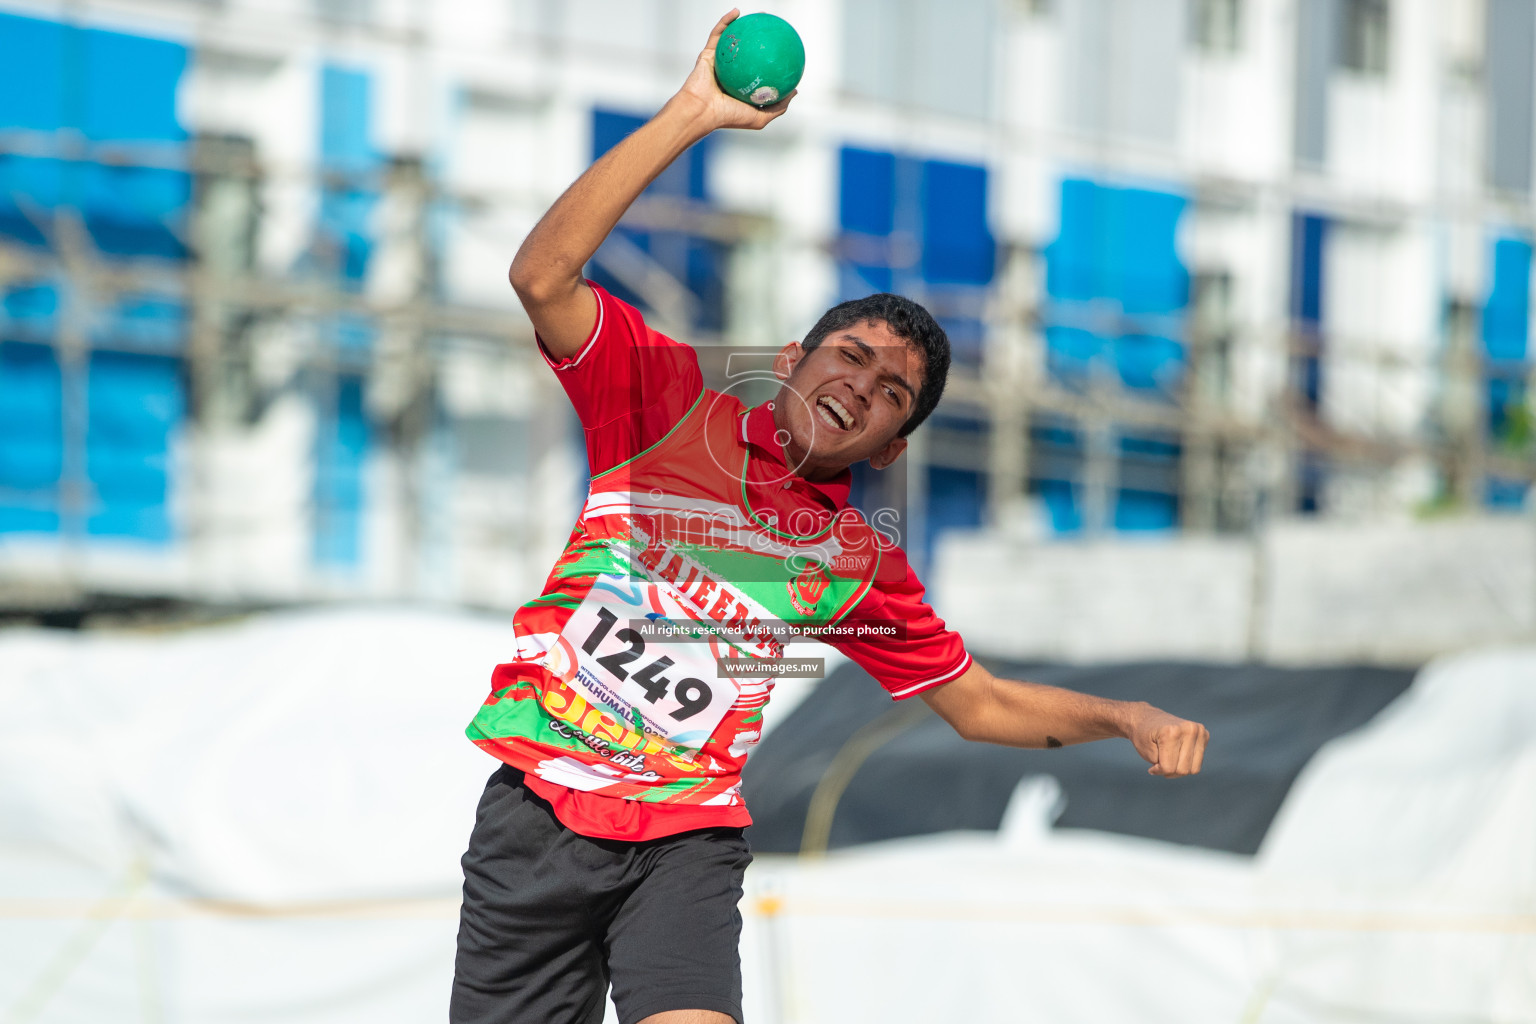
[770,320,925,481]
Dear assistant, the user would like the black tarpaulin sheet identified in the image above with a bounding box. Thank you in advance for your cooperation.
[741,659,1414,855]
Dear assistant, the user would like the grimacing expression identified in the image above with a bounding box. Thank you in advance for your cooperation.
[771,319,926,480]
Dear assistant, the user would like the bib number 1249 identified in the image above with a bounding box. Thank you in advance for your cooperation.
[581,607,712,720]
[557,578,740,751]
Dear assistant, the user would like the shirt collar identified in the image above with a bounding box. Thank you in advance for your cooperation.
[741,401,853,510]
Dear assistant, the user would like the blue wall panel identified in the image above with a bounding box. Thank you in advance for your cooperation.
[1045,178,1100,302]
[1482,236,1530,361]
[923,414,988,561]
[316,65,377,290]
[1027,418,1086,535]
[317,188,376,286]
[1047,180,1190,312]
[838,147,898,294]
[0,12,193,541]
[1290,212,1327,414]
[1482,238,1532,441]
[3,282,60,335]
[589,108,723,332]
[80,27,188,143]
[103,294,187,353]
[838,148,996,294]
[836,146,994,368]
[82,163,191,259]
[921,160,995,286]
[1113,333,1185,392]
[839,147,897,236]
[1043,324,1103,384]
[835,148,997,544]
[0,14,191,256]
[0,13,67,130]
[1035,480,1083,534]
[0,157,63,247]
[925,465,984,563]
[0,15,69,246]
[1115,188,1187,315]
[1039,179,1188,534]
[1291,213,1328,327]
[306,68,378,564]
[321,65,373,171]
[0,15,191,544]
[1289,211,1329,509]
[86,351,182,540]
[314,375,370,566]
[0,341,64,534]
[1114,431,1181,531]
[1486,476,1529,509]
[0,284,63,533]
[1483,235,1532,508]
[1114,489,1179,530]
[1044,179,1188,395]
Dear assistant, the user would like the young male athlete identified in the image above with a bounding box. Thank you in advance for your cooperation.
[452,11,1210,1024]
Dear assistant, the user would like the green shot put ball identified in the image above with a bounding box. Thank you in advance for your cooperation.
[714,13,805,107]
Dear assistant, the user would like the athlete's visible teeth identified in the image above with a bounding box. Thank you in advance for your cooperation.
[818,395,852,429]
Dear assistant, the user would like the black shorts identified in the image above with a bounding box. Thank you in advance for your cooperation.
[450,765,753,1024]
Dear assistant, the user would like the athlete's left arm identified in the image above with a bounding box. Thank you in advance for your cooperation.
[919,661,1210,778]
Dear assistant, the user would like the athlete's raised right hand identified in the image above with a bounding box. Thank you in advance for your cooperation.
[511,10,793,359]
[671,10,797,132]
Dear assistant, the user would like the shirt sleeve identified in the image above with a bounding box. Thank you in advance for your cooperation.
[538,281,705,476]
[827,544,972,700]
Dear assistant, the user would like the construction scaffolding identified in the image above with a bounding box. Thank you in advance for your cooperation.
[1,0,1534,619]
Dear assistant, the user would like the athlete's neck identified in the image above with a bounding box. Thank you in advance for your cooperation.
[770,402,851,482]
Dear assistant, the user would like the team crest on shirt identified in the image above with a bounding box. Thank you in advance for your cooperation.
[788,561,831,616]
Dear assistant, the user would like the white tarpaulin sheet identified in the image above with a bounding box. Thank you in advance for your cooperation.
[741,646,1536,1023]
[0,607,503,1023]
[0,609,1531,1023]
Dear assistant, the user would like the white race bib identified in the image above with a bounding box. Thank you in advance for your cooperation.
[558,574,758,752]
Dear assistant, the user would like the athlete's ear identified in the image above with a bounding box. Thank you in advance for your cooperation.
[773,341,804,380]
[868,436,908,471]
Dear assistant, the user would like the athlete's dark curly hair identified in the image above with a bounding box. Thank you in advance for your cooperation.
[800,293,951,437]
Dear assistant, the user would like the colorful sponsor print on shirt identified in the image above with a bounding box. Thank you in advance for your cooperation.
[466,391,886,806]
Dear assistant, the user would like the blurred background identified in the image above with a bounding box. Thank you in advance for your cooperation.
[0,0,1533,1021]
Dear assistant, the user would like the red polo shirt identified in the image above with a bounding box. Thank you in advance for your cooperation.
[521,282,971,840]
